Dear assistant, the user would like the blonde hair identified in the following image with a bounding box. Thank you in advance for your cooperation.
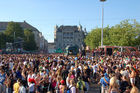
[130,86,140,93]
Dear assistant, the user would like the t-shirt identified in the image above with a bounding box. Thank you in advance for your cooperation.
[16,71,22,79]
[93,65,97,73]
[19,86,26,93]
[9,62,14,70]
[120,81,129,93]
[0,73,5,84]
[29,83,35,92]
[70,86,76,93]
[100,77,109,87]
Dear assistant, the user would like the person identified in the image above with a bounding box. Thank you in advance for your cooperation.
[42,76,52,93]
[100,73,109,93]
[0,69,6,93]
[129,67,136,87]
[13,79,20,93]
[92,63,98,82]
[66,73,71,88]
[19,80,26,93]
[82,73,90,93]
[130,86,140,93]
[59,80,66,93]
[5,74,11,93]
[35,73,42,93]
[76,77,85,93]
[109,76,120,93]
[120,76,129,93]
[69,80,76,93]
[28,78,35,93]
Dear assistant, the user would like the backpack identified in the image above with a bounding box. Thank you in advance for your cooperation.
[78,81,83,90]
[67,86,73,93]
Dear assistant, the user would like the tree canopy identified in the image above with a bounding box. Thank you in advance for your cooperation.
[0,22,37,51]
[23,29,37,51]
[84,19,140,49]
[5,22,24,39]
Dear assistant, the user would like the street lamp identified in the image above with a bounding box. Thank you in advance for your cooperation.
[100,0,106,46]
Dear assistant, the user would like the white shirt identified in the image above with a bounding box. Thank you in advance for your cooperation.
[29,83,35,92]
[9,62,14,70]
[27,74,36,86]
[19,86,26,93]
[70,85,76,93]
[66,77,70,87]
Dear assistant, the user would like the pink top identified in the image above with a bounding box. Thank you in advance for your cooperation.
[59,85,64,93]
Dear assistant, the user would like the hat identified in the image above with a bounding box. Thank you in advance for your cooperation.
[61,80,65,84]
[28,78,36,84]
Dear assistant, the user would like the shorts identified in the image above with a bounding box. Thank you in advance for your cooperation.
[130,78,135,84]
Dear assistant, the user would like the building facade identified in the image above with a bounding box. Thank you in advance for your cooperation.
[48,43,55,53]
[54,25,87,51]
[0,21,48,52]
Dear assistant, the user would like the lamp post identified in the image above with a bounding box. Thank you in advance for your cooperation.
[100,0,106,46]
[14,32,15,51]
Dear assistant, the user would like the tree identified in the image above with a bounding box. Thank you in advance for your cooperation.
[0,22,38,51]
[84,26,110,49]
[0,32,6,49]
[4,22,24,42]
[23,29,37,51]
[84,19,140,49]
[109,19,139,46]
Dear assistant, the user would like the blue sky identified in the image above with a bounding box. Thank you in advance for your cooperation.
[0,0,140,42]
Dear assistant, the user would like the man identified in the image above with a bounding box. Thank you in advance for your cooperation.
[100,73,109,93]
[19,80,26,93]
[129,67,136,87]
[0,69,6,93]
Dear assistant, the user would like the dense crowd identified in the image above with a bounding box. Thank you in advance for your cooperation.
[0,54,140,93]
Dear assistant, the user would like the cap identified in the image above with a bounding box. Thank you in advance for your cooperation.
[61,80,65,84]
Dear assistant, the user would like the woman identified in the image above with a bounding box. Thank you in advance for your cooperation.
[59,80,66,93]
[66,73,71,88]
[69,80,76,93]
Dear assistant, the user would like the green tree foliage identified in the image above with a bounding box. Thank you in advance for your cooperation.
[85,19,140,49]
[0,32,6,49]
[23,29,37,51]
[4,22,24,40]
[0,22,37,51]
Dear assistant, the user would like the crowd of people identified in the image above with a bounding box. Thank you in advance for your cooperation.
[0,54,140,93]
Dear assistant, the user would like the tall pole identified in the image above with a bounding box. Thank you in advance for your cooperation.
[14,32,15,50]
[100,0,106,47]
[101,2,104,46]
